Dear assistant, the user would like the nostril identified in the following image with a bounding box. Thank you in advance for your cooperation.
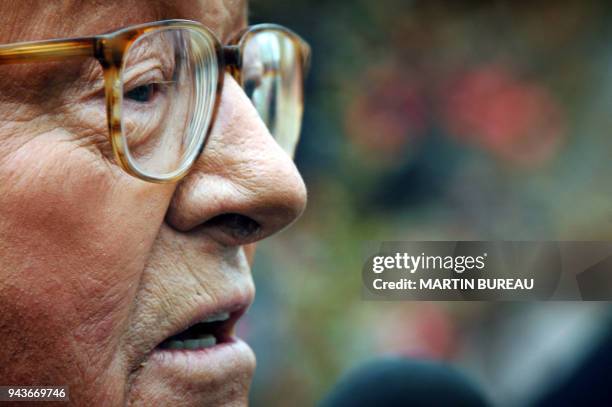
[204,213,262,245]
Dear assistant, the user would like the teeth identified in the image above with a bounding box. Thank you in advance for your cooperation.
[162,335,217,350]
[198,334,216,348]
[167,340,184,350]
[184,339,200,350]
[202,311,230,323]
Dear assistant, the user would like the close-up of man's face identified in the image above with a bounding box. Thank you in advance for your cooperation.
[0,0,307,405]
[4,1,612,406]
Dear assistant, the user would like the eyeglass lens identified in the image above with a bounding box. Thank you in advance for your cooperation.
[121,26,305,179]
[241,30,304,158]
[121,27,218,179]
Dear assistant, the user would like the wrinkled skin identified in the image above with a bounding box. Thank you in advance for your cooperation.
[0,1,306,405]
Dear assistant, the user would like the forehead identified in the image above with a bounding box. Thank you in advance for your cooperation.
[0,0,247,43]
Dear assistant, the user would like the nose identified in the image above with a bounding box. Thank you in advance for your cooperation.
[165,74,307,246]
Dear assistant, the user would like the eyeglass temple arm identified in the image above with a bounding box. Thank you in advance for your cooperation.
[0,38,96,64]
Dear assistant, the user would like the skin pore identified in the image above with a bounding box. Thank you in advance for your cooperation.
[0,1,306,405]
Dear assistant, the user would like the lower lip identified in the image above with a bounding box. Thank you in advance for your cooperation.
[147,337,255,379]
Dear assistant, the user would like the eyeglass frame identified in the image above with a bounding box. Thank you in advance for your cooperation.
[0,19,311,183]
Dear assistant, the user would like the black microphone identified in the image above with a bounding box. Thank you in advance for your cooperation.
[319,357,490,407]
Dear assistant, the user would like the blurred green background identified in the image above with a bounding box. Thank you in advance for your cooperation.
[241,1,612,406]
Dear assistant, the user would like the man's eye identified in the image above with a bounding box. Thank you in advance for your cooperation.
[124,83,158,103]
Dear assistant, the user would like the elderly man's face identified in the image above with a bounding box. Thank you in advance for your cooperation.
[0,0,306,405]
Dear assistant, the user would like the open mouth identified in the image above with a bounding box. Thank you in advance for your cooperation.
[157,310,242,351]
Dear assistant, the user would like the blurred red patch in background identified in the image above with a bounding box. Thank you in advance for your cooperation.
[344,64,427,161]
[441,64,566,167]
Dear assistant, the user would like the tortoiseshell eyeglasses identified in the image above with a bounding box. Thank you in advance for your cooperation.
[0,20,311,183]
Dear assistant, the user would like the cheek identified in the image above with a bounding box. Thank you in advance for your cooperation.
[0,133,172,386]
